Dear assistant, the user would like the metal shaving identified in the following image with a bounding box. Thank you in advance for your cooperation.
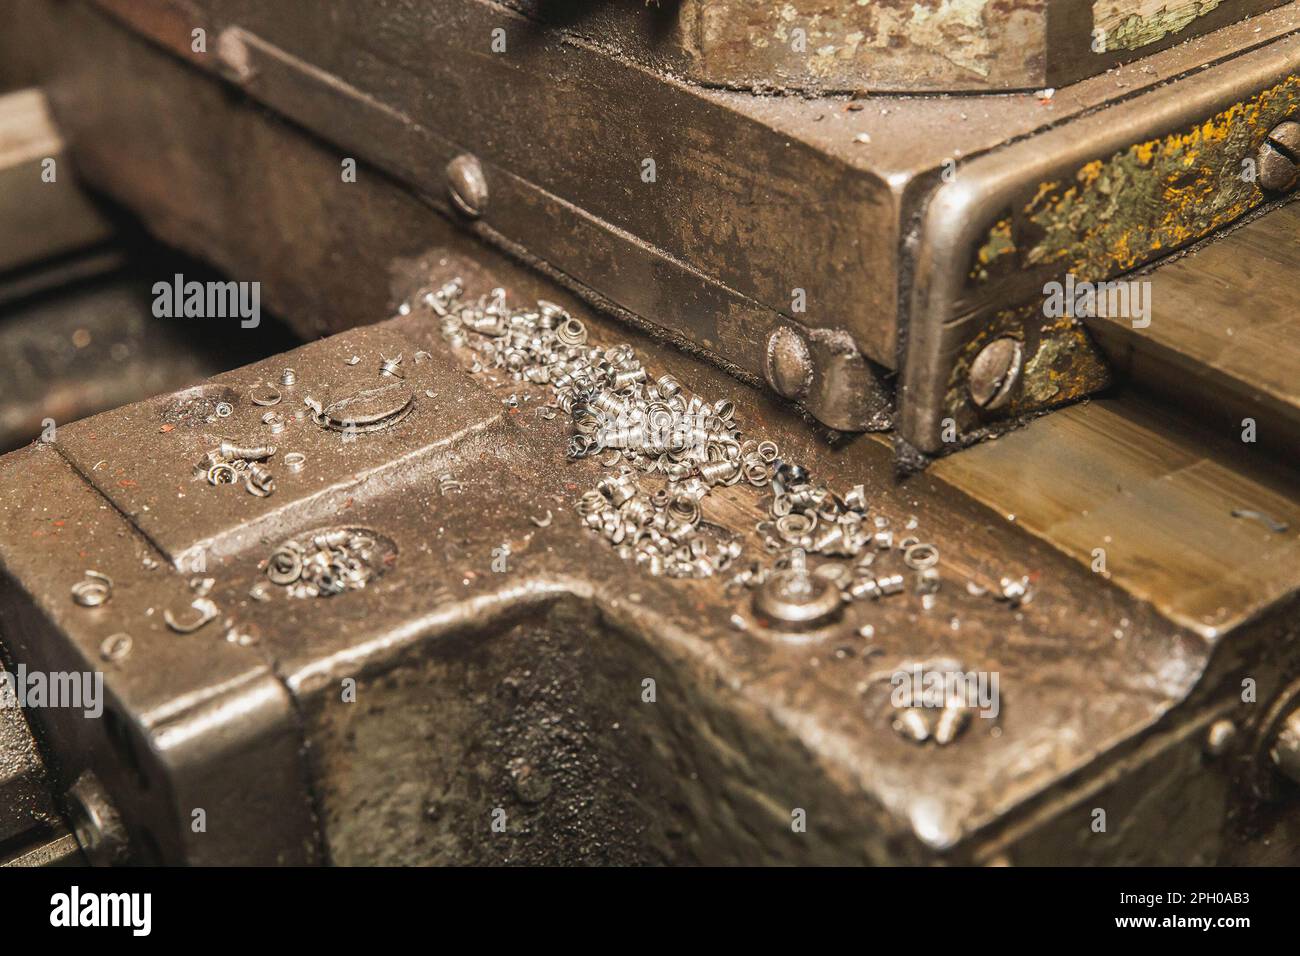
[418,279,1032,609]
[195,442,277,497]
[264,529,395,599]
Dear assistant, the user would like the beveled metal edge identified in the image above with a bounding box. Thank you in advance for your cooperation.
[0,445,321,865]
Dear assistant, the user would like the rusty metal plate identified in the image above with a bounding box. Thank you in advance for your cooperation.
[903,32,1300,452]
[0,444,318,864]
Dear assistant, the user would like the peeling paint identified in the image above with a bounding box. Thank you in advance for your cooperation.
[1021,322,1093,406]
[973,217,1016,281]
[905,0,994,77]
[1093,0,1222,53]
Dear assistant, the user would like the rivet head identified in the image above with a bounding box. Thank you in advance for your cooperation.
[446,154,489,218]
[1257,120,1300,193]
[765,327,812,400]
[1204,719,1237,758]
[215,29,254,83]
[968,336,1022,410]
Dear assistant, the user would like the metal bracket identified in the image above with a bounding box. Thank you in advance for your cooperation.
[903,36,1300,453]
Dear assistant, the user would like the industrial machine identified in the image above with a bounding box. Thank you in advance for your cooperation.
[0,0,1297,866]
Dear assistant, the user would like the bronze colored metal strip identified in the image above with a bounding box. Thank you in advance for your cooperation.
[932,396,1300,637]
[1086,198,1300,458]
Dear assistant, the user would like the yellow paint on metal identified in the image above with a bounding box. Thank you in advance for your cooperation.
[972,216,1015,280]
[972,74,1300,282]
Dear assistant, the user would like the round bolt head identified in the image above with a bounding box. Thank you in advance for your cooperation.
[1257,142,1299,193]
[1257,120,1300,193]
[765,327,812,400]
[1267,118,1300,155]
[752,568,843,631]
[967,336,1023,410]
[446,153,489,218]
[66,771,129,865]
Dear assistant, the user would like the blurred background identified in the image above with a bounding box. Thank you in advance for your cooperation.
[0,77,299,454]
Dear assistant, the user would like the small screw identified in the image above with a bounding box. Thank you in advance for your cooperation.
[968,337,1022,410]
[446,154,489,218]
[1258,120,1300,193]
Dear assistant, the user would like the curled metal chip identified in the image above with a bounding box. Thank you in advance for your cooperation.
[316,384,415,433]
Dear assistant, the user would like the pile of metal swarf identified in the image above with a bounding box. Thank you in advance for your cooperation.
[264,528,396,599]
[421,279,1032,614]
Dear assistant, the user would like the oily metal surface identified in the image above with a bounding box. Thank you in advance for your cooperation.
[4,241,1232,863]
[0,1,1295,866]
